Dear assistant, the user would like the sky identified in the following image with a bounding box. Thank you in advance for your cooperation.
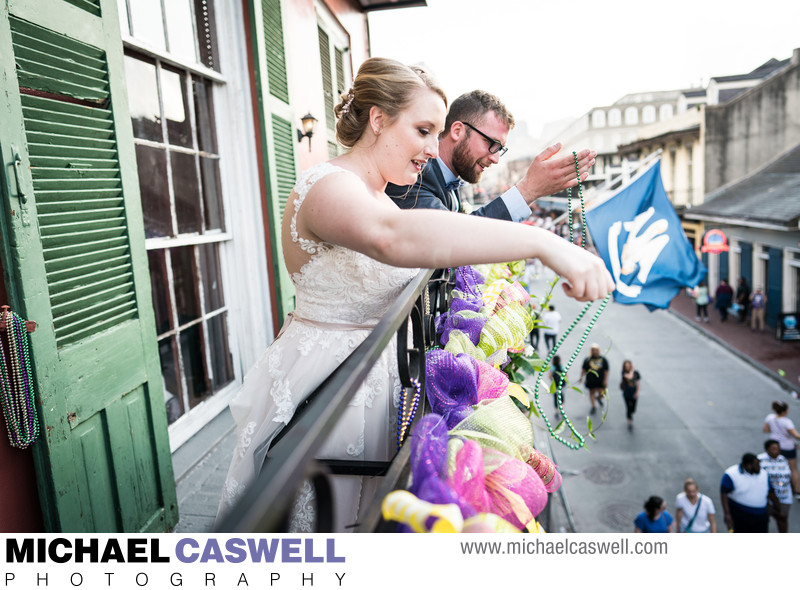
[368,0,800,140]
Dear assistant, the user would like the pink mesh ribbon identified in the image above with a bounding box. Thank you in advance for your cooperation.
[521,445,562,493]
[449,439,548,529]
[475,360,510,401]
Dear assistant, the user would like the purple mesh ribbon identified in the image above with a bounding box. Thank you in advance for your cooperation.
[436,267,488,345]
[437,310,488,347]
[455,266,485,298]
[401,414,476,532]
[425,350,479,428]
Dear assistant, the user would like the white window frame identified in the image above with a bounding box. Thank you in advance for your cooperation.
[119,0,271,450]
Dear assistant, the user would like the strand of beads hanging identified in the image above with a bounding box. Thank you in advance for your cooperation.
[566,151,588,248]
[530,151,611,449]
[397,377,422,449]
[0,308,39,448]
[531,295,610,449]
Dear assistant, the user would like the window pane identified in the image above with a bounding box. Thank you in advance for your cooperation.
[135,144,172,238]
[171,151,202,234]
[160,337,184,424]
[170,246,201,325]
[199,244,223,311]
[148,249,172,334]
[164,0,197,63]
[208,313,234,390]
[181,324,210,408]
[194,0,220,71]
[162,68,193,148]
[124,55,161,142]
[200,156,223,231]
[193,76,217,153]
[128,0,166,50]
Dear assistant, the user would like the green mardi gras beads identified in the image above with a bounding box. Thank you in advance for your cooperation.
[531,152,611,450]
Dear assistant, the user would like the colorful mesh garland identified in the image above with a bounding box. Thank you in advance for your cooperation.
[383,262,562,533]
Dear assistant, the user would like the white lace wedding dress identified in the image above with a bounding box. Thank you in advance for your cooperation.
[218,162,418,532]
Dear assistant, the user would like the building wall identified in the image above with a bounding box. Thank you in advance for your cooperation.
[284,0,369,172]
[705,51,800,193]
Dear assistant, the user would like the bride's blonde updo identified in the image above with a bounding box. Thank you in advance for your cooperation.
[334,57,447,149]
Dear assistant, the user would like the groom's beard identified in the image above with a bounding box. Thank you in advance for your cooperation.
[451,138,483,184]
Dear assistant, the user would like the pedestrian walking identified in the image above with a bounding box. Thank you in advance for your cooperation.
[763,400,800,498]
[620,360,640,432]
[714,279,733,322]
[634,496,674,533]
[675,478,717,533]
[580,343,608,415]
[720,453,775,533]
[758,439,793,533]
[692,282,710,323]
[750,287,767,332]
[735,277,750,323]
[541,304,561,352]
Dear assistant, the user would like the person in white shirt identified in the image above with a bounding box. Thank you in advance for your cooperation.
[758,439,793,533]
[675,477,717,533]
[541,305,561,352]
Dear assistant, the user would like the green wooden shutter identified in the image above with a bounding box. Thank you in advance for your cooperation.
[318,27,335,137]
[251,0,297,320]
[0,0,177,532]
[64,0,102,16]
[334,47,346,100]
[12,19,136,347]
[262,0,289,103]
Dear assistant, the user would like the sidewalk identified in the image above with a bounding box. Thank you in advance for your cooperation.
[669,290,800,393]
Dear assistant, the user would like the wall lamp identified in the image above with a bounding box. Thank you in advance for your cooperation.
[297,113,317,152]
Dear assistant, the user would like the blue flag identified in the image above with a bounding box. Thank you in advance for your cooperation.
[584,160,706,310]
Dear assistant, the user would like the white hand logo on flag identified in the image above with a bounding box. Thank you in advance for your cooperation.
[607,207,670,297]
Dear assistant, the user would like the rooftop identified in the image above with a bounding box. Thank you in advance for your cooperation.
[685,143,800,228]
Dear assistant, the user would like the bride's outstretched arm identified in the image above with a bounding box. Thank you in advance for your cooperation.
[300,172,614,302]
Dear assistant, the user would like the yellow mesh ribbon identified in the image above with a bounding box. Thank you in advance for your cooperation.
[480,279,511,313]
[381,490,463,533]
[462,513,522,533]
[381,490,524,533]
[477,301,534,361]
[444,329,487,361]
[448,396,535,462]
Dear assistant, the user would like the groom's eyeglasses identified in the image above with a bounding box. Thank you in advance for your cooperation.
[460,121,508,156]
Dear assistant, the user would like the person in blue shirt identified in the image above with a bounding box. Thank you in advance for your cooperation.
[634,495,674,533]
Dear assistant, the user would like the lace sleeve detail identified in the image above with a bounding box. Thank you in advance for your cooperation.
[290,162,346,254]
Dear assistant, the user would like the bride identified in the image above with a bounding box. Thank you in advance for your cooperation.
[218,57,614,532]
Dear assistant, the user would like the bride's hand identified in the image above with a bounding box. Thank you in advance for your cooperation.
[543,241,615,302]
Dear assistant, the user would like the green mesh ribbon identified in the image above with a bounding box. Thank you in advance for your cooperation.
[448,395,534,462]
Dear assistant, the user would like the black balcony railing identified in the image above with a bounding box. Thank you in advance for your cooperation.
[213,265,571,534]
[214,269,438,533]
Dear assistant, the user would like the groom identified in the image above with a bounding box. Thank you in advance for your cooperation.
[386,89,596,220]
